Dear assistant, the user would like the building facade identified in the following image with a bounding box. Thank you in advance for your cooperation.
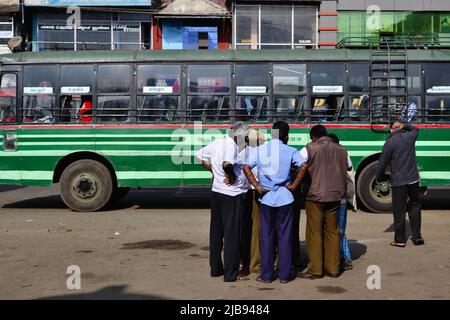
[152,0,231,50]
[23,0,153,51]
[1,0,450,53]
[0,0,21,54]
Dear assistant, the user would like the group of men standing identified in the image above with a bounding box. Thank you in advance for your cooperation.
[196,119,424,283]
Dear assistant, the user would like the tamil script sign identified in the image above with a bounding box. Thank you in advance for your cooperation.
[24,0,151,6]
[427,86,450,93]
[313,86,343,93]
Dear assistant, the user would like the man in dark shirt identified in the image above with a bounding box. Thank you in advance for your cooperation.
[376,121,424,247]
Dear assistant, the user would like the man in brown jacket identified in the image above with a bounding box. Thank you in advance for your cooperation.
[297,125,348,279]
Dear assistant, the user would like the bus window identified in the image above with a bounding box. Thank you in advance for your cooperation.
[347,63,369,122]
[60,65,94,123]
[273,64,307,122]
[97,64,131,123]
[426,96,450,123]
[311,63,345,122]
[23,65,57,123]
[137,65,181,122]
[235,64,269,122]
[425,63,450,123]
[0,73,17,123]
[97,96,130,123]
[187,65,231,122]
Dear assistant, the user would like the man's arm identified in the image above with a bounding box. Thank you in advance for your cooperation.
[404,122,419,140]
[286,164,308,192]
[243,165,268,195]
[376,142,392,182]
[223,162,237,186]
[201,161,212,172]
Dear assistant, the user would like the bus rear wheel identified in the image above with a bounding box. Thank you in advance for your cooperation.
[357,160,392,213]
[60,159,113,212]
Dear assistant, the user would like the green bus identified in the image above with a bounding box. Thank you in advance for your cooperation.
[0,49,449,212]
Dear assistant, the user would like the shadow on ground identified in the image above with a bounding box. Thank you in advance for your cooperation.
[36,285,169,300]
[298,240,367,268]
[0,185,24,193]
[2,188,212,211]
[2,187,450,212]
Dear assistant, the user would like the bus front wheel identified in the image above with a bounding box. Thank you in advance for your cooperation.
[60,159,113,212]
[357,161,392,213]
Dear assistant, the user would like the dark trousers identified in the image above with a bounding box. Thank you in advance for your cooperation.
[210,191,244,282]
[392,182,422,243]
[240,190,254,272]
[260,203,294,281]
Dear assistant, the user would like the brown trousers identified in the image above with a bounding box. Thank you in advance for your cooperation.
[249,195,261,273]
[305,200,340,276]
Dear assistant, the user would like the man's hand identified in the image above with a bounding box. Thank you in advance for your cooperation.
[256,185,269,196]
[391,121,405,133]
[223,176,234,186]
[285,183,297,193]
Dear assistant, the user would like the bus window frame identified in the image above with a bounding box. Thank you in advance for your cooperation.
[346,62,370,123]
[424,63,450,123]
[186,63,233,124]
[59,63,96,124]
[96,63,134,124]
[0,72,18,124]
[21,64,60,125]
[235,62,271,123]
[272,62,308,123]
[136,63,182,123]
[310,62,346,124]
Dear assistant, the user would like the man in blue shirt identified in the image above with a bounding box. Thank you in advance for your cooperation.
[243,121,307,283]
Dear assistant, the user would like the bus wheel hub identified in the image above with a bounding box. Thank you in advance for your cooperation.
[73,174,98,199]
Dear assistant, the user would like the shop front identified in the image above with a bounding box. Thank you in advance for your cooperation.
[0,0,20,54]
[153,0,231,50]
[24,0,152,51]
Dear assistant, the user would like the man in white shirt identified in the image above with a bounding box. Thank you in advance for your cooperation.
[196,122,249,282]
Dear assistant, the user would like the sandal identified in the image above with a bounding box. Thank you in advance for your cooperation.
[390,241,406,248]
[297,272,323,280]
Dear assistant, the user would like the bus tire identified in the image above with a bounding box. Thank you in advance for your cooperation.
[111,187,131,203]
[357,161,392,213]
[60,159,113,212]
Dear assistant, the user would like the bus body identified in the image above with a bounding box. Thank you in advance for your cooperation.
[0,49,449,212]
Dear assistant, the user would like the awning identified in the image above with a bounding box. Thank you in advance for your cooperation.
[0,0,19,12]
[157,0,231,17]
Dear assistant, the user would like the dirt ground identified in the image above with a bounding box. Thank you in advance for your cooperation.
[0,185,449,300]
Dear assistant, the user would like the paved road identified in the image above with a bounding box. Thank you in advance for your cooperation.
[0,185,449,300]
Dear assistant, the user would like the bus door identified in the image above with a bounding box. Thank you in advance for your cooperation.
[0,72,20,184]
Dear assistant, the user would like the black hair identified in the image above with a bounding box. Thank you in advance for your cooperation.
[327,133,339,144]
[272,121,290,142]
[310,125,328,140]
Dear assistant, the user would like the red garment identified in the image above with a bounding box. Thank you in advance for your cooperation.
[79,101,92,123]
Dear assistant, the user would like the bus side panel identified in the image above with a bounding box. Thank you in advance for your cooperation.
[414,127,450,187]
[18,127,95,186]
[95,127,182,187]
[329,126,450,188]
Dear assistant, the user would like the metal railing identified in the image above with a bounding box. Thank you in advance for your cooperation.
[30,41,149,51]
[336,35,450,49]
